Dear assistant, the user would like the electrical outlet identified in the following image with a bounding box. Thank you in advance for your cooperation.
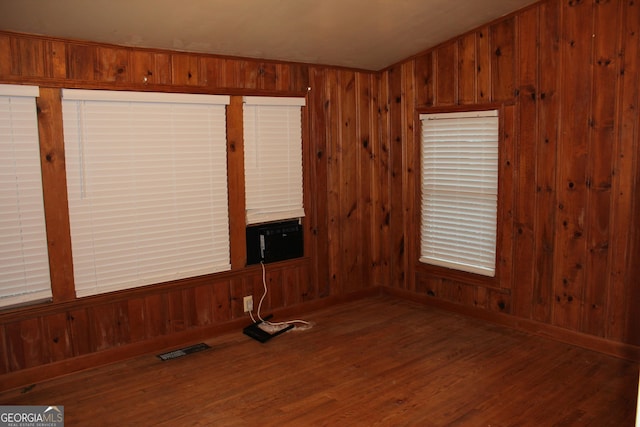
[243,295,253,313]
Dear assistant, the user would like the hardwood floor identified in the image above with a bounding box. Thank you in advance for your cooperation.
[0,296,637,426]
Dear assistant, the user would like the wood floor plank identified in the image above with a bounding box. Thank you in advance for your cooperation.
[0,296,636,426]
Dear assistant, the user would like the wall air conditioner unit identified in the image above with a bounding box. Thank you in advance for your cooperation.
[246,219,303,265]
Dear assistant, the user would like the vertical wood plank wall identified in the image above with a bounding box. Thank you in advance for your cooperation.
[382,0,640,353]
[1,0,639,387]
[0,33,380,386]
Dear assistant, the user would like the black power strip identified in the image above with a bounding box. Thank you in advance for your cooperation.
[243,314,294,343]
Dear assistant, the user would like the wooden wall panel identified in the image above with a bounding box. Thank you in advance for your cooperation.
[95,46,130,82]
[1,0,639,386]
[66,43,96,81]
[0,31,352,384]
[126,297,147,342]
[532,0,561,325]
[167,289,187,333]
[582,0,621,337]
[143,294,168,339]
[612,0,640,345]
[46,40,67,79]
[0,326,7,375]
[401,61,416,292]
[43,312,73,363]
[308,67,331,298]
[435,42,456,105]
[7,318,46,370]
[357,73,376,292]
[552,0,593,331]
[476,26,492,103]
[303,67,379,296]
[337,70,360,293]
[374,68,392,289]
[10,37,46,78]
[212,281,232,323]
[0,35,11,77]
[490,18,516,102]
[386,65,405,289]
[130,50,171,85]
[458,33,477,104]
[171,53,201,86]
[190,285,214,327]
[67,308,91,356]
[266,267,285,311]
[497,104,516,291]
[511,7,538,317]
[325,69,342,295]
[390,0,640,353]
[414,52,434,108]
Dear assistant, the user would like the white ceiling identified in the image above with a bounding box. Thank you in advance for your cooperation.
[0,0,537,71]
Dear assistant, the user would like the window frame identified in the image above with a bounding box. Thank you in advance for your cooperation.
[415,104,505,287]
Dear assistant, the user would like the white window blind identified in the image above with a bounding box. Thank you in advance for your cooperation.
[62,89,231,297]
[0,84,52,308]
[419,110,499,277]
[243,96,305,224]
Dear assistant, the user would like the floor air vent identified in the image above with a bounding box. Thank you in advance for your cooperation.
[157,343,211,361]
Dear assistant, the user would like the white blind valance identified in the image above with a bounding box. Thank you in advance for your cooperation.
[62,90,231,297]
[0,84,52,308]
[243,96,305,224]
[419,110,499,277]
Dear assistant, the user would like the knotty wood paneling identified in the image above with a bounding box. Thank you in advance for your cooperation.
[476,26,492,103]
[414,51,433,108]
[357,73,377,292]
[532,0,561,325]
[66,43,95,81]
[95,46,130,82]
[374,67,392,290]
[435,42,456,105]
[401,61,417,292]
[458,33,477,104]
[0,31,363,385]
[387,0,640,354]
[490,17,516,102]
[553,0,592,331]
[1,0,639,389]
[307,67,331,298]
[511,7,538,318]
[583,0,621,337]
[43,312,73,363]
[171,53,201,86]
[497,104,516,290]
[0,326,7,375]
[130,50,172,85]
[386,65,405,289]
[613,0,640,345]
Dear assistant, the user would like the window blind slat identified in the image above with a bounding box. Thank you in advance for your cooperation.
[63,92,230,297]
[0,86,53,308]
[420,110,498,277]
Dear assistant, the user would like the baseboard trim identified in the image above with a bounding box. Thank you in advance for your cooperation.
[382,286,640,362]
[0,287,379,393]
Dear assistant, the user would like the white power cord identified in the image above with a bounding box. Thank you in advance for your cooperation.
[248,261,312,331]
